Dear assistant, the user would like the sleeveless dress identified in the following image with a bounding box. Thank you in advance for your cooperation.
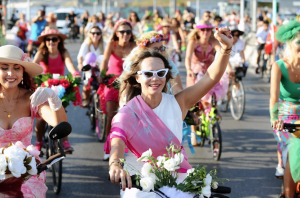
[39,53,65,75]
[187,42,229,103]
[120,93,187,198]
[104,43,124,103]
[0,105,47,197]
[272,59,300,168]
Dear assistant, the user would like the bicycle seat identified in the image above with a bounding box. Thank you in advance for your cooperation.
[49,122,72,140]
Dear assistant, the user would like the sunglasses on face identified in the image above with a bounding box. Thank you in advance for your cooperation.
[153,46,166,53]
[90,32,101,36]
[233,34,239,37]
[118,30,132,35]
[137,68,169,79]
[200,28,212,32]
[45,37,59,42]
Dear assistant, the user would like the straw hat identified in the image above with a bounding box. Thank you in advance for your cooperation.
[37,26,67,43]
[161,19,171,27]
[195,20,214,29]
[0,45,43,77]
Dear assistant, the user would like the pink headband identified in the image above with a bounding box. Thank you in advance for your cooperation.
[114,19,133,31]
[41,29,60,36]
[195,24,214,29]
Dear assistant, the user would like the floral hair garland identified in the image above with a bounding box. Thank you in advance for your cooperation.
[21,53,32,62]
[137,34,164,48]
[114,19,133,31]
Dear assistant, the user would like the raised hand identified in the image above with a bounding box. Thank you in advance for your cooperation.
[214,27,233,50]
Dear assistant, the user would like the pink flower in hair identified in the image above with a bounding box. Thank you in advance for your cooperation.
[21,53,32,62]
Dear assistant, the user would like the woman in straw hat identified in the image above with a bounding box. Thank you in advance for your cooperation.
[185,20,230,146]
[99,19,136,144]
[33,27,81,153]
[0,45,67,197]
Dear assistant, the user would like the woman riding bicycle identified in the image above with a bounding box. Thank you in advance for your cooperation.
[0,45,67,197]
[99,19,136,142]
[270,20,300,198]
[78,25,105,107]
[185,20,229,146]
[33,27,81,153]
[106,27,232,197]
[121,31,183,105]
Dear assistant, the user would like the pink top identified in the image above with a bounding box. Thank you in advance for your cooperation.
[106,43,124,76]
[40,53,65,75]
[191,43,215,75]
[0,105,47,198]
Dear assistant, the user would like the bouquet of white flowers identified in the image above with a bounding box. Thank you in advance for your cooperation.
[0,141,41,182]
[120,143,228,198]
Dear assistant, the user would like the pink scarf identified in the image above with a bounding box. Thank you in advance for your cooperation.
[104,95,191,173]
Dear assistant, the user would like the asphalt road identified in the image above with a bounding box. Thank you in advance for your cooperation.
[30,41,281,198]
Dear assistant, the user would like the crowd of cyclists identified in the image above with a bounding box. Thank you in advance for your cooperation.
[0,6,300,198]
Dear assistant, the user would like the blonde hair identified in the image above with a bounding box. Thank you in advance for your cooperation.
[188,28,201,41]
[85,26,104,53]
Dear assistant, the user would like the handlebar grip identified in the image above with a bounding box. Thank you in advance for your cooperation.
[211,186,231,194]
[210,194,230,198]
[37,153,64,174]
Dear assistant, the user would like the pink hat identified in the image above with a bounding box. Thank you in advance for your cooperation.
[37,27,67,43]
[195,20,214,29]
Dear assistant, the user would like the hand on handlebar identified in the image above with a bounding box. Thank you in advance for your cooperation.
[272,120,284,131]
[109,164,132,191]
[187,69,196,81]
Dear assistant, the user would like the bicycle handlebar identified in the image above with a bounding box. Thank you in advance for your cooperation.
[108,174,231,198]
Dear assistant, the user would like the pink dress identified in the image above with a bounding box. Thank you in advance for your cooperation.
[39,53,65,75]
[104,43,124,103]
[187,43,229,103]
[0,105,47,198]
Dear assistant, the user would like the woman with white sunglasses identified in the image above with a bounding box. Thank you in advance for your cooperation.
[105,27,233,197]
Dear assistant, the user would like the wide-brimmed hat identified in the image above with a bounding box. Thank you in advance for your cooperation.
[0,45,43,77]
[161,19,171,27]
[37,26,67,43]
[230,28,244,36]
[195,20,214,29]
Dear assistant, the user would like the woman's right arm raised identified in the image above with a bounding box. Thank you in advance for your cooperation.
[109,138,132,190]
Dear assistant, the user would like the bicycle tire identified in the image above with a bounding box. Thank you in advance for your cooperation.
[198,124,205,147]
[95,94,107,142]
[210,122,222,161]
[89,94,96,130]
[230,80,245,120]
[49,138,63,194]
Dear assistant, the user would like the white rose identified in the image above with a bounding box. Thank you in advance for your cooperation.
[212,181,218,189]
[204,174,212,186]
[141,163,152,176]
[163,158,179,172]
[174,153,184,165]
[140,176,155,192]
[137,149,152,162]
[27,156,37,175]
[202,185,211,197]
[148,173,157,184]
[7,157,27,178]
[156,156,166,168]
[0,154,7,180]
[4,145,28,160]
[187,168,195,176]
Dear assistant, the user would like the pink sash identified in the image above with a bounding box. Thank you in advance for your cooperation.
[104,95,191,173]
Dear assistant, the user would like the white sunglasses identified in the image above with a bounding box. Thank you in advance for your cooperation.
[137,69,169,79]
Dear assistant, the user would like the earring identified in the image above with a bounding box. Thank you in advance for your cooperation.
[22,78,23,85]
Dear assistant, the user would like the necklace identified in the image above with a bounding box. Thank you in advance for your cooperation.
[1,89,20,118]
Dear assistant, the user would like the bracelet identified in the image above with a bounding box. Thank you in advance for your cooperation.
[220,50,231,56]
[109,161,124,170]
[221,46,232,51]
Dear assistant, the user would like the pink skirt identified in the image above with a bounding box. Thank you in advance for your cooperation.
[21,172,47,198]
[104,86,119,103]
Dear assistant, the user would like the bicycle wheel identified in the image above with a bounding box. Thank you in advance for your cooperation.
[88,93,96,130]
[197,124,206,147]
[230,80,245,120]
[95,94,107,142]
[210,122,222,161]
[49,138,63,194]
[220,93,229,112]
